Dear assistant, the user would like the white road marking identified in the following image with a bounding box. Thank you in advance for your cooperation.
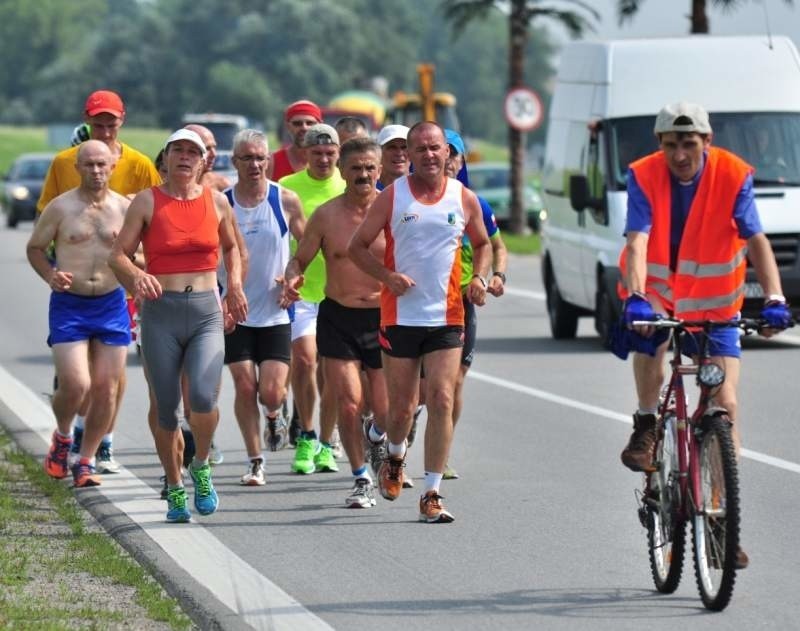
[468,369,800,475]
[0,365,333,631]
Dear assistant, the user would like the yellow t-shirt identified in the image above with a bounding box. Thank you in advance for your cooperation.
[37,142,161,212]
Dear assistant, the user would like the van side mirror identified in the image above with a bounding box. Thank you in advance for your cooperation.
[569,174,603,212]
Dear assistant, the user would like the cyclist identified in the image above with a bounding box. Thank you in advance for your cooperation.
[617,102,792,568]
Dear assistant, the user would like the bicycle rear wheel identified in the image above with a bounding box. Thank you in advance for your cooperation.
[647,413,685,593]
[692,413,740,611]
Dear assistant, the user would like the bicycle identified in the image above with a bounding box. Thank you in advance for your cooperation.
[632,317,767,611]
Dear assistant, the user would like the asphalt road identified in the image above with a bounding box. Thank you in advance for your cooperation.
[1,222,799,630]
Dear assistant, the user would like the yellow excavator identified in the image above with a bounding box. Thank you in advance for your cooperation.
[387,63,460,130]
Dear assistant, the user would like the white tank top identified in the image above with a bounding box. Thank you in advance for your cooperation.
[381,175,466,327]
[220,183,290,327]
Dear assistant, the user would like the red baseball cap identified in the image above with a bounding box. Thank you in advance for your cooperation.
[84,90,125,118]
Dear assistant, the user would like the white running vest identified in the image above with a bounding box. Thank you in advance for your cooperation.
[381,175,466,327]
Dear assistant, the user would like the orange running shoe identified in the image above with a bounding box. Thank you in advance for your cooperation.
[44,431,72,479]
[419,491,455,523]
[72,459,101,488]
[378,455,405,501]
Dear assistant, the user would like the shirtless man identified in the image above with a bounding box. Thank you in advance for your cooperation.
[185,124,232,192]
[27,140,131,487]
[282,137,387,508]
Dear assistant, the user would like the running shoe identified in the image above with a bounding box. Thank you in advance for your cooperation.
[95,442,121,474]
[189,462,219,515]
[314,444,339,472]
[166,487,191,523]
[362,418,387,477]
[68,425,82,467]
[419,491,455,523]
[291,437,317,474]
[442,463,459,480]
[240,459,266,486]
[71,460,101,487]
[264,413,289,452]
[208,440,224,465]
[346,478,377,508]
[330,426,344,459]
[44,431,72,479]
[378,455,405,501]
[181,423,195,469]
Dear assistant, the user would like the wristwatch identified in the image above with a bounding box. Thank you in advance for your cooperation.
[471,274,487,288]
[493,271,506,284]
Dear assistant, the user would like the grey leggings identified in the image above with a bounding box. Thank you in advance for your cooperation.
[140,289,224,430]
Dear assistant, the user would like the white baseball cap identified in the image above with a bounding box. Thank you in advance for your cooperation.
[164,128,207,155]
[377,124,409,146]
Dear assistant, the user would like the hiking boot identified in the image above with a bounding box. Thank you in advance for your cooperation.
[443,463,459,480]
[44,431,72,479]
[95,441,121,474]
[345,478,376,508]
[314,444,339,472]
[71,459,101,488]
[362,418,387,477]
[240,459,266,486]
[69,425,82,468]
[189,462,219,515]
[419,491,455,523]
[330,427,344,459]
[264,413,289,452]
[736,545,749,570]
[408,405,423,447]
[291,437,317,474]
[378,454,405,501]
[166,487,191,523]
[620,412,657,472]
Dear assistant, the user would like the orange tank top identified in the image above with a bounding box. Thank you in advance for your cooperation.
[143,186,220,275]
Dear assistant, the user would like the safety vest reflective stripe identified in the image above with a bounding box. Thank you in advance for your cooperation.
[676,247,748,277]
[646,262,670,281]
[675,285,745,313]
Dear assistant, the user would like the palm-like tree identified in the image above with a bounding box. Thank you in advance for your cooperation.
[441,0,598,234]
[618,0,794,34]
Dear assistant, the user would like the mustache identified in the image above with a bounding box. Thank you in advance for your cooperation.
[355,177,371,185]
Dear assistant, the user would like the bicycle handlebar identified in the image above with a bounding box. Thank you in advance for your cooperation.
[629,317,794,334]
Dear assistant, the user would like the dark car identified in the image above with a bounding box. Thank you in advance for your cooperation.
[468,162,545,231]
[1,153,54,228]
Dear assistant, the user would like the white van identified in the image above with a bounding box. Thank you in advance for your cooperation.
[540,35,800,341]
[181,113,249,150]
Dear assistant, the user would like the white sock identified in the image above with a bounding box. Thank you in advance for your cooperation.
[368,423,386,443]
[424,471,443,494]
[102,432,113,444]
[74,415,85,430]
[387,441,406,458]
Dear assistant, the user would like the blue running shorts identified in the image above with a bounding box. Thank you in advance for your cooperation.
[48,287,131,347]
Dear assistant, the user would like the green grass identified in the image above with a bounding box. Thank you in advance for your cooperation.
[0,430,192,630]
[502,230,540,255]
[0,125,170,173]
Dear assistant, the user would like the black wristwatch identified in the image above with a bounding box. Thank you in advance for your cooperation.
[493,271,506,284]
[471,274,486,288]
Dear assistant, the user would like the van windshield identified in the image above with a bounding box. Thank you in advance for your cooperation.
[610,113,800,189]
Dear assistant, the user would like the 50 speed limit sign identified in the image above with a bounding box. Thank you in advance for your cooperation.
[504,87,543,132]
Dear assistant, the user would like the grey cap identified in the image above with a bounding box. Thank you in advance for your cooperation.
[654,102,712,135]
[303,123,340,147]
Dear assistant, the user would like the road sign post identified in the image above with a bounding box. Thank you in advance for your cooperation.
[504,87,543,132]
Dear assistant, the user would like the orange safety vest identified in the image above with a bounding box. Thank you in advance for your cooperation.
[618,147,752,320]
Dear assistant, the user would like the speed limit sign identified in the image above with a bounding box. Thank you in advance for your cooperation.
[504,87,543,132]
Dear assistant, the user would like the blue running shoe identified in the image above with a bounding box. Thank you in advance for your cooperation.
[189,462,219,515]
[166,487,191,523]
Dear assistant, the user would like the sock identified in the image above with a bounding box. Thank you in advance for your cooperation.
[101,432,113,445]
[167,483,184,491]
[352,465,371,482]
[300,429,317,440]
[423,471,443,494]
[74,415,85,430]
[78,456,95,467]
[191,456,209,469]
[249,455,264,465]
[368,423,386,443]
[56,429,72,440]
[638,407,658,416]
[387,441,406,458]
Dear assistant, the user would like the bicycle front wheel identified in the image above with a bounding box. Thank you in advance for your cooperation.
[692,413,740,611]
[647,414,685,593]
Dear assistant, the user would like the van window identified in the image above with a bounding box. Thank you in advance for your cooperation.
[610,113,800,189]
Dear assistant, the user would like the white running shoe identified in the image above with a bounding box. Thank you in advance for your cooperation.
[95,443,121,474]
[240,459,266,486]
[345,477,376,508]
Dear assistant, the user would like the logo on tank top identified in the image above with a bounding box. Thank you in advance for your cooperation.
[400,213,419,224]
[447,212,456,225]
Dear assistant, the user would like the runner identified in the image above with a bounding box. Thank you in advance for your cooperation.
[267,100,322,181]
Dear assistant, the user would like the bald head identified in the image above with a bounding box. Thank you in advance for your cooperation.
[75,139,115,190]
[184,124,217,172]
[77,139,113,163]
[407,122,448,179]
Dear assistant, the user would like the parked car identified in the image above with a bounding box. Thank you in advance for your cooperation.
[1,153,54,228]
[467,161,544,230]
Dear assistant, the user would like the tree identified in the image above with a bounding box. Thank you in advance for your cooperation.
[618,0,794,34]
[441,0,598,234]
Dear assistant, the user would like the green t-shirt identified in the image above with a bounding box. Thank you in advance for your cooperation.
[279,169,346,303]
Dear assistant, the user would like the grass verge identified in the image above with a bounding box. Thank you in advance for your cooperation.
[501,230,540,255]
[0,428,193,630]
